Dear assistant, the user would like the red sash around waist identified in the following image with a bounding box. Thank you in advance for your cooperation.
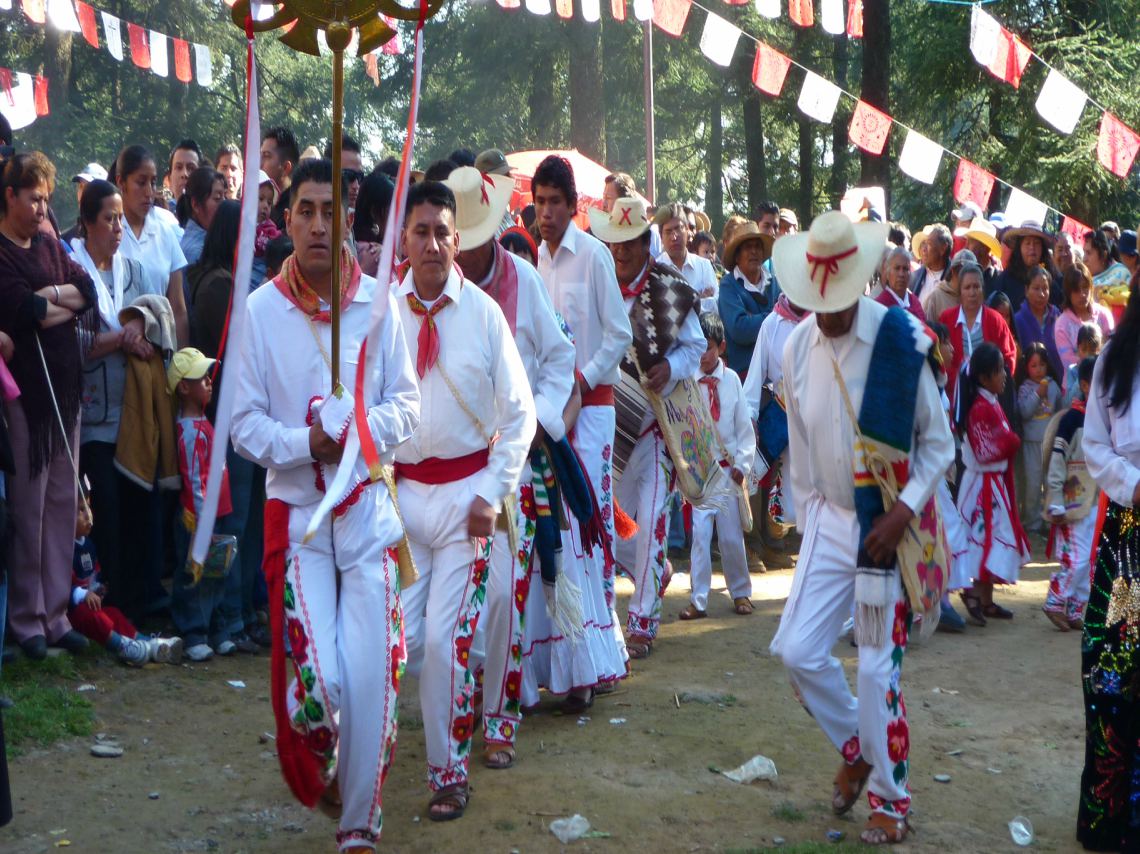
[581,383,615,407]
[394,448,490,484]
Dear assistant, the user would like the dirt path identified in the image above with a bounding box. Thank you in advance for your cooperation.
[1,545,1086,853]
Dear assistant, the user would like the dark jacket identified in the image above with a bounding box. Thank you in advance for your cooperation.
[717,270,781,376]
[908,264,948,300]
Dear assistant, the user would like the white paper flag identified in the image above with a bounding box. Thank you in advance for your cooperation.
[0,73,38,130]
[47,0,81,32]
[525,0,552,12]
[194,43,213,87]
[699,12,742,67]
[797,71,842,124]
[1004,188,1048,227]
[101,12,123,61]
[821,0,844,35]
[970,5,1001,67]
[0,0,13,12]
[633,0,653,21]
[1034,68,1087,135]
[581,0,600,22]
[754,0,779,17]
[898,129,944,184]
[149,30,169,77]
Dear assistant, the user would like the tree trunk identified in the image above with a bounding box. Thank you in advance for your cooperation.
[858,0,890,200]
[829,33,850,208]
[528,53,559,148]
[568,22,606,163]
[794,28,814,221]
[734,53,766,218]
[42,28,73,107]
[707,92,724,236]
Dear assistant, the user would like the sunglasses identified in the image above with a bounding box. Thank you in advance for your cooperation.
[342,168,364,184]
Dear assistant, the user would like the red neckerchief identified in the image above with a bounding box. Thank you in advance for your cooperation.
[1070,398,1087,414]
[699,375,720,421]
[406,292,452,379]
[619,262,652,300]
[272,247,362,322]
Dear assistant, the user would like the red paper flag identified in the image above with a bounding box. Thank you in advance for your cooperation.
[1060,216,1092,243]
[0,70,13,107]
[1097,112,1140,178]
[848,100,891,155]
[497,0,521,8]
[653,0,691,37]
[722,0,748,6]
[75,1,99,48]
[379,15,401,55]
[127,23,151,69]
[555,0,573,17]
[752,43,792,96]
[847,0,863,37]
[33,75,48,116]
[611,0,626,19]
[173,38,192,83]
[953,159,996,209]
[986,29,1031,88]
[789,0,813,27]
[364,53,380,86]
[21,0,45,25]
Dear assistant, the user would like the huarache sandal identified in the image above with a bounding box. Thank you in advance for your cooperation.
[1043,608,1071,632]
[733,597,754,616]
[860,812,912,845]
[678,604,707,621]
[983,602,1014,619]
[959,591,987,626]
[832,757,872,815]
[627,638,652,659]
[317,781,343,820]
[428,782,469,822]
[559,688,594,715]
[483,745,516,770]
[1069,616,1085,630]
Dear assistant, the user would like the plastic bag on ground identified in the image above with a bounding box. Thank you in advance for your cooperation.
[721,754,778,783]
[550,814,591,843]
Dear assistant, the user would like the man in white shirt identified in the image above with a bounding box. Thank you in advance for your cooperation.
[534,156,633,705]
[231,159,420,853]
[588,197,703,659]
[655,202,719,314]
[769,213,954,846]
[443,167,575,769]
[395,181,535,821]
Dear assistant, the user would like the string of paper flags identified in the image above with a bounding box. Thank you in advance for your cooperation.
[0,67,51,130]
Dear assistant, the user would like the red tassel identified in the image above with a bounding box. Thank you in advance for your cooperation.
[613,498,639,540]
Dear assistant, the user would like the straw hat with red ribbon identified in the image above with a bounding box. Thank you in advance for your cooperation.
[772,211,889,314]
[443,166,516,249]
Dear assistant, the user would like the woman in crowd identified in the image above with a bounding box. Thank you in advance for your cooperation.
[351,171,394,277]
[1055,262,1115,378]
[1084,229,1131,298]
[111,144,189,346]
[0,152,97,658]
[176,166,225,268]
[940,263,1018,413]
[716,222,777,377]
[1013,265,1063,380]
[500,225,538,267]
[1077,282,1140,851]
[990,222,1057,312]
[71,179,167,624]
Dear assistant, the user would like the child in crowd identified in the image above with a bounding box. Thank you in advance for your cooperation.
[956,342,1031,626]
[1061,322,1103,408]
[262,235,293,283]
[680,314,755,620]
[70,500,182,665]
[169,348,233,662]
[250,171,281,290]
[1017,342,1062,533]
[1043,356,1100,631]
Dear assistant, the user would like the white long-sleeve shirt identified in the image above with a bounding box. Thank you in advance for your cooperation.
[231,275,420,540]
[656,250,719,314]
[741,308,809,419]
[477,250,575,441]
[1084,349,1140,507]
[395,267,536,510]
[538,220,633,390]
[781,298,954,530]
[695,360,756,478]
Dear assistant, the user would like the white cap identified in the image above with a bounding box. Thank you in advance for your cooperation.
[72,162,108,184]
[951,201,983,223]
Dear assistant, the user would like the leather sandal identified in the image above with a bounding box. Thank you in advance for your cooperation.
[627,638,652,659]
[983,602,1014,620]
[483,745,516,770]
[559,688,594,715]
[1043,608,1070,632]
[832,757,872,815]
[428,782,469,822]
[678,604,707,621]
[733,597,754,615]
[317,781,343,820]
[959,591,986,626]
[860,812,911,845]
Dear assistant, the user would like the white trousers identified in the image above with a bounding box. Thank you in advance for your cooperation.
[689,500,751,612]
[283,491,402,851]
[613,429,674,640]
[400,473,492,791]
[769,495,912,819]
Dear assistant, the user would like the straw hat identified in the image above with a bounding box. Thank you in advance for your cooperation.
[772,211,889,314]
[723,222,775,269]
[587,197,651,243]
[693,210,712,233]
[1001,220,1055,248]
[911,224,936,258]
[442,166,515,250]
[962,218,1001,257]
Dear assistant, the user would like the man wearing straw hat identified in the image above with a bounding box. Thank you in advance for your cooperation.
[442,166,577,770]
[231,159,421,851]
[769,212,954,845]
[394,180,535,821]
[589,196,704,659]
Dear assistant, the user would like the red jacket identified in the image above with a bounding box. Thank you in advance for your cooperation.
[939,305,1017,405]
[875,287,927,323]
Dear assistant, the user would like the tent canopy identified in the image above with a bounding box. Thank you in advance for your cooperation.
[505,149,649,214]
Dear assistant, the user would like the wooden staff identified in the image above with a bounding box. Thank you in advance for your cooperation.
[327,20,351,390]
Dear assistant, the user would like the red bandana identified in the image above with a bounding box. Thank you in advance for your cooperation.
[699,375,721,421]
[272,247,362,322]
[619,263,652,300]
[407,293,452,378]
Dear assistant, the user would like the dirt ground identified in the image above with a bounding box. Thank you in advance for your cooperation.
[1,539,1088,854]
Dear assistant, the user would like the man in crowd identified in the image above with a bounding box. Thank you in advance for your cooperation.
[322,133,364,211]
[756,199,780,236]
[591,196,702,659]
[908,224,952,299]
[262,126,300,228]
[778,208,798,237]
[167,139,202,205]
[395,181,535,821]
[62,161,108,243]
[656,201,718,313]
[771,211,954,846]
[602,171,636,213]
[215,144,244,200]
[232,158,420,852]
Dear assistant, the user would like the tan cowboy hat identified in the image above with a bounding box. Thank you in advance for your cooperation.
[723,222,775,269]
[588,197,651,243]
[1001,219,1055,248]
[693,210,712,233]
[911,224,936,258]
[772,211,889,314]
[443,166,515,249]
[962,218,1001,257]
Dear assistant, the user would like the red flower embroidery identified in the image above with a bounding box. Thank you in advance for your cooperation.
[891,601,909,648]
[601,473,611,493]
[306,725,334,755]
[887,718,909,763]
[451,712,475,743]
[455,635,472,668]
[505,671,521,700]
[287,618,308,662]
[602,445,612,462]
[654,514,667,542]
[392,649,403,690]
[520,485,537,521]
[841,735,862,764]
[471,558,488,587]
[510,642,521,661]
